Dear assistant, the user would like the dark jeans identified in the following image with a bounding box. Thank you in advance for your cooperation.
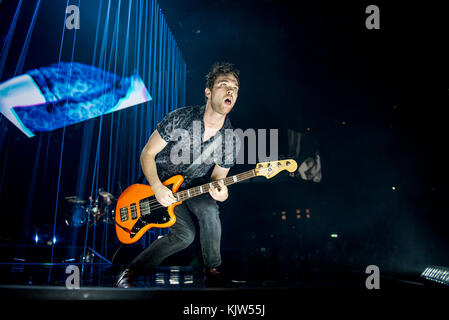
[128,193,222,273]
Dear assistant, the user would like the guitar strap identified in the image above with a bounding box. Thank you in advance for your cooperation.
[183,136,222,177]
[136,135,222,184]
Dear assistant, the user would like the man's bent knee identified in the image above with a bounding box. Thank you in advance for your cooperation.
[169,230,195,249]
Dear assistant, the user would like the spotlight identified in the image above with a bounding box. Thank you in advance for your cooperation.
[296,214,301,220]
[281,211,287,220]
[421,266,449,286]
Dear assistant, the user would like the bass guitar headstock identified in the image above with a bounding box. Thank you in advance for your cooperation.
[254,159,298,179]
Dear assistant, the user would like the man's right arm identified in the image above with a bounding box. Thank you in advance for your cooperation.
[140,130,177,207]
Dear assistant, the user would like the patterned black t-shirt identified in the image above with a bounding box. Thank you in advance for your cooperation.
[155,105,240,188]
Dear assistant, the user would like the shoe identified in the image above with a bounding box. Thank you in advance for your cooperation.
[205,267,227,287]
[114,268,136,288]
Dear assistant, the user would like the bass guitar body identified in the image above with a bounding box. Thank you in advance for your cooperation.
[114,159,298,245]
[115,175,184,244]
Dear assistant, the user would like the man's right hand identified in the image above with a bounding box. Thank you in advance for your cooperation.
[153,183,177,207]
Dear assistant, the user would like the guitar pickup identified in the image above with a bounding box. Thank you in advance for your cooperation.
[139,199,151,216]
[130,203,138,220]
[120,207,129,222]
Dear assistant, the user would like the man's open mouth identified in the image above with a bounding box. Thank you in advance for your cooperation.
[224,97,232,105]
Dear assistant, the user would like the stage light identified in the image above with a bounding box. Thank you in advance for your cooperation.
[306,214,310,219]
[281,211,287,220]
[330,233,338,238]
[296,214,301,220]
[52,236,57,244]
[34,233,39,244]
[392,186,396,190]
[421,266,449,286]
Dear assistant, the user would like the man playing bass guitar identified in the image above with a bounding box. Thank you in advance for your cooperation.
[115,62,241,288]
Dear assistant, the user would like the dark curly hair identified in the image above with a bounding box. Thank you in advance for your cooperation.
[205,62,240,90]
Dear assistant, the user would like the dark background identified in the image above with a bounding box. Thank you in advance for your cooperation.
[0,0,448,280]
[153,0,449,276]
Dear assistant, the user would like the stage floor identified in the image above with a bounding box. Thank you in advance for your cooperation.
[0,262,432,296]
[0,262,445,318]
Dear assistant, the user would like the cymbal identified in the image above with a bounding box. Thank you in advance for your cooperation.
[68,199,86,204]
[99,190,115,199]
[65,196,86,204]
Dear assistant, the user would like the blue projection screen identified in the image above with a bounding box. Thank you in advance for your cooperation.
[1,62,151,137]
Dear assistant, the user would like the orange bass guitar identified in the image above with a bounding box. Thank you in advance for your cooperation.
[115,159,298,244]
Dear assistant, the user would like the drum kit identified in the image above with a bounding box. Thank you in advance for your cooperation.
[64,188,116,228]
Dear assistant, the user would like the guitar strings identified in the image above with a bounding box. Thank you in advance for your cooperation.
[131,171,256,213]
[143,173,252,206]
[145,171,256,211]
[118,163,290,224]
[116,171,256,219]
